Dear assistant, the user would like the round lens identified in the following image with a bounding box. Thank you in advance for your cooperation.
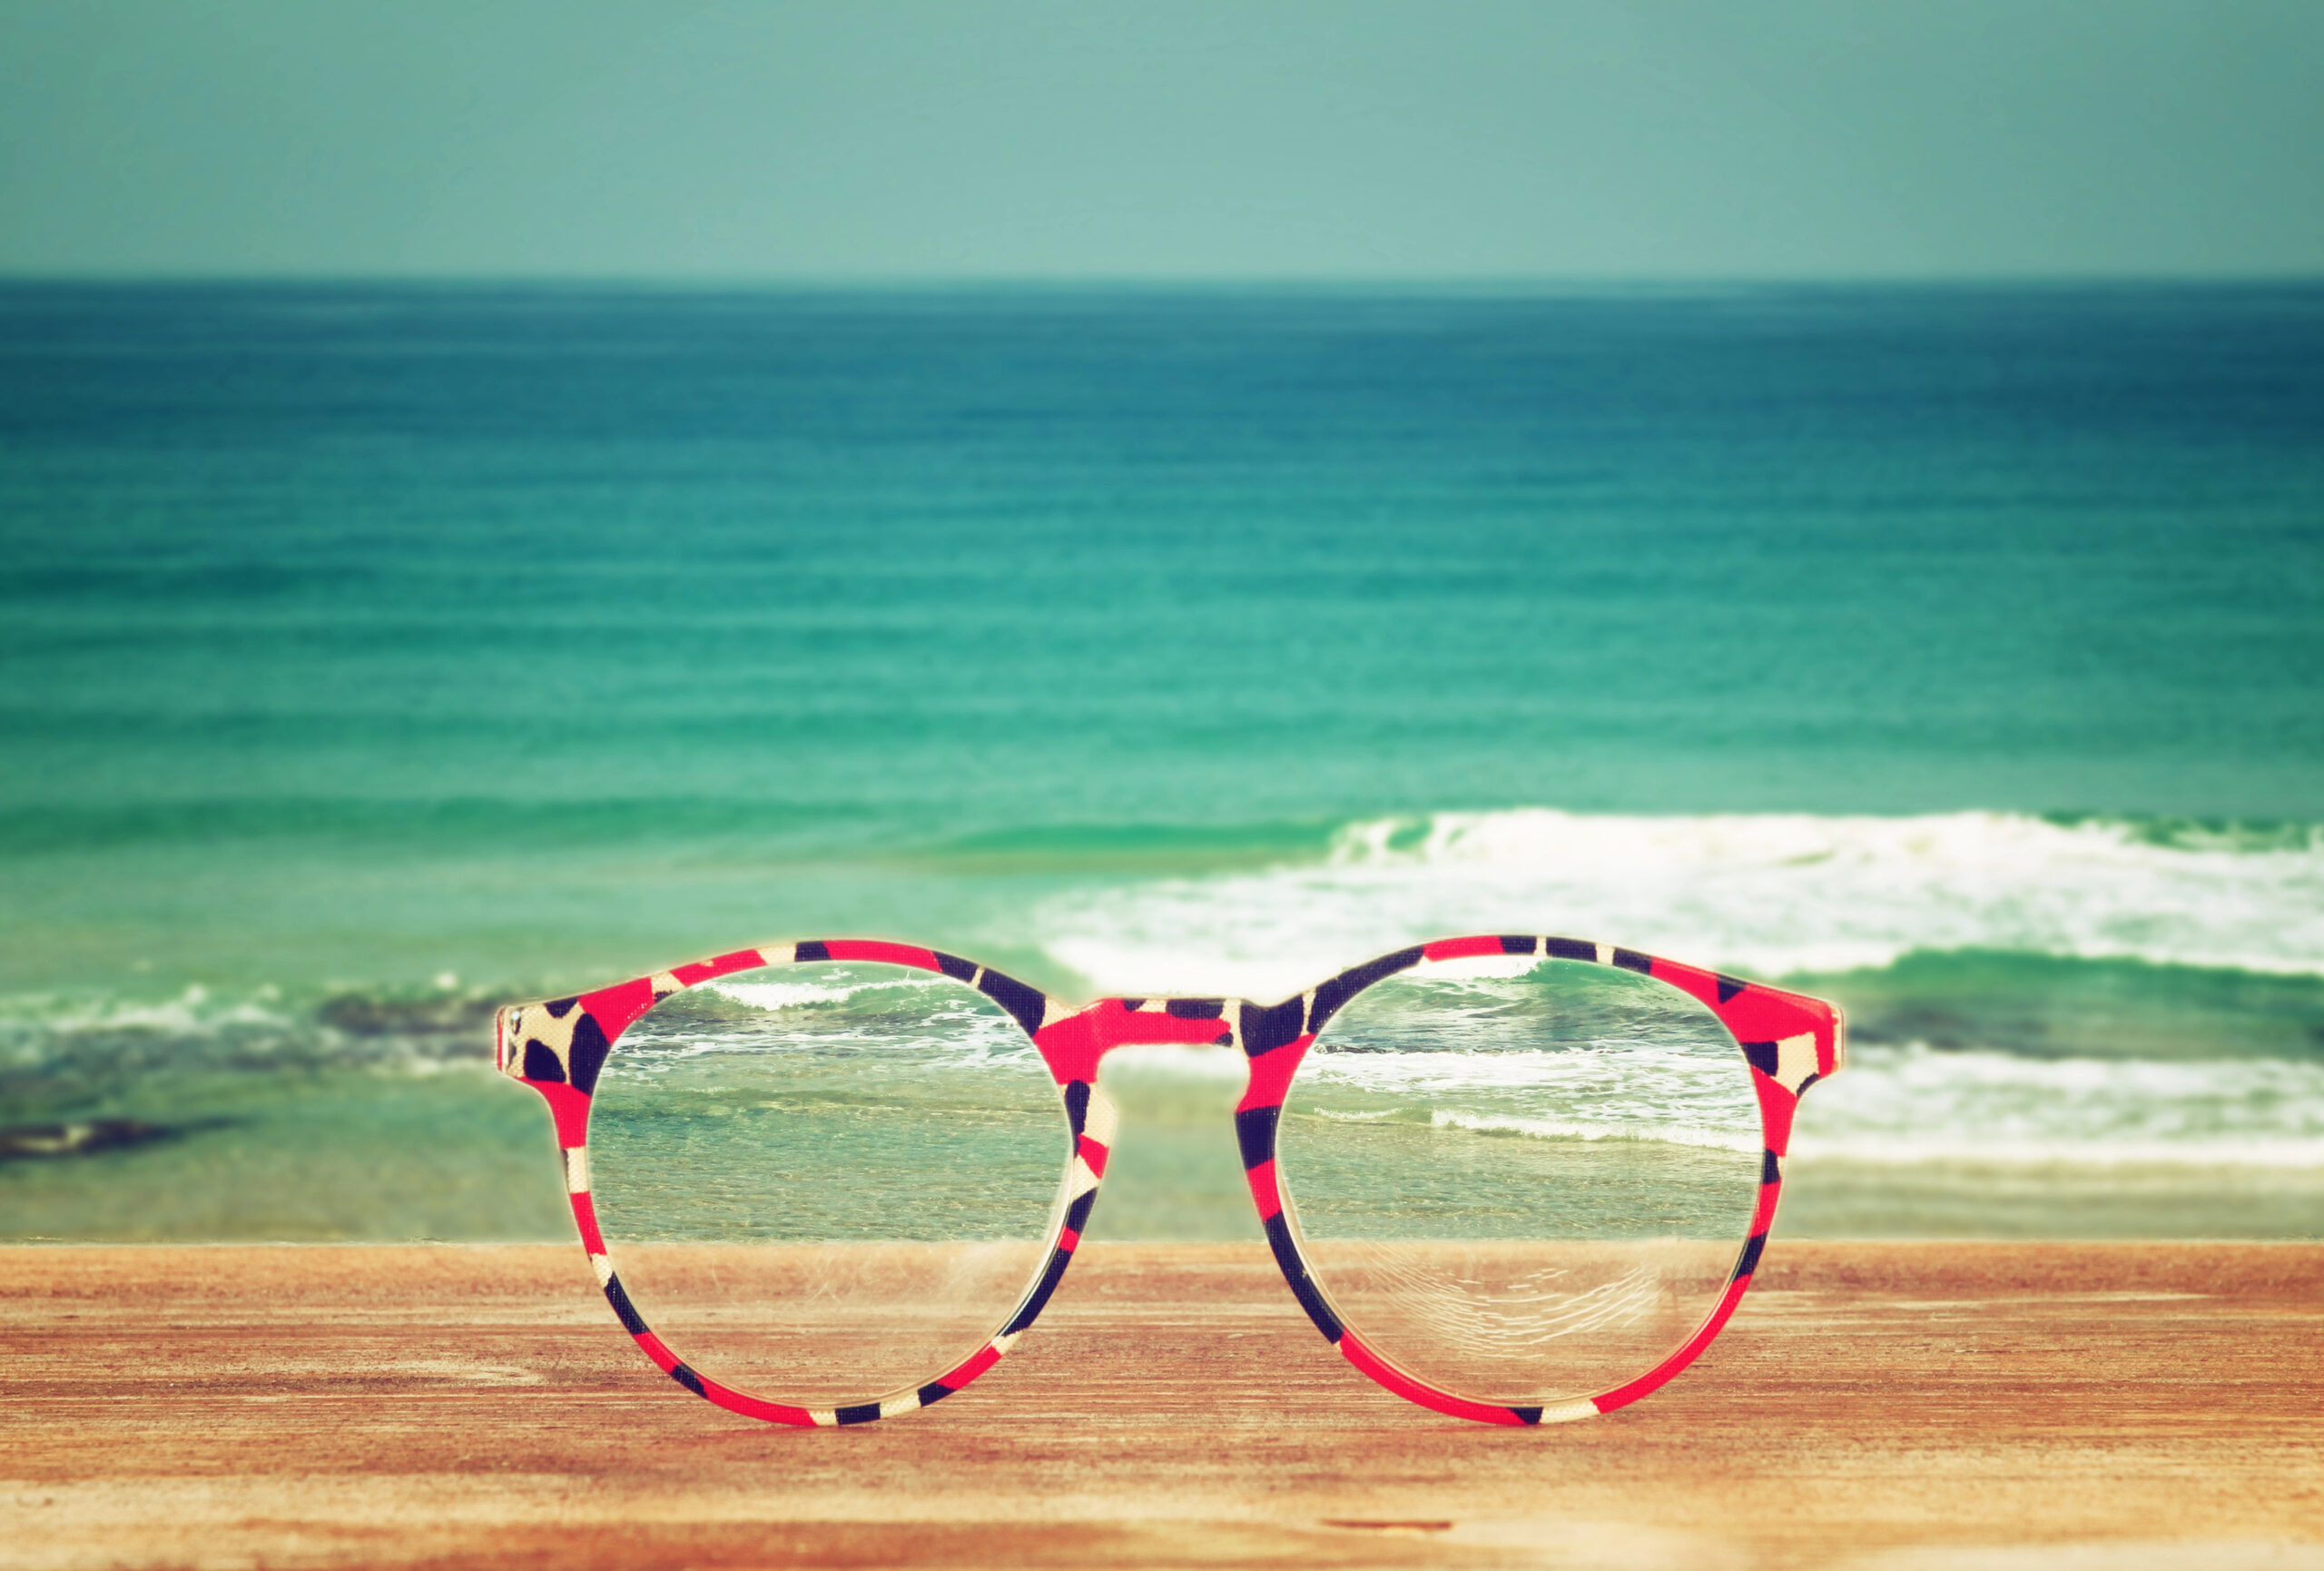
[586,960,1071,1407]
[1276,953,1761,1407]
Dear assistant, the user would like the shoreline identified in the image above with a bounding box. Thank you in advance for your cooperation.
[5,1240,2322,1568]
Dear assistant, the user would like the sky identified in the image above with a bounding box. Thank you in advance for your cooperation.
[1,0,2319,281]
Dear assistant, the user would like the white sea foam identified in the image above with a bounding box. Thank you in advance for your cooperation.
[0,985,294,1045]
[666,972,1033,1066]
[1794,1043,2324,1169]
[1427,1108,1764,1155]
[704,977,900,1013]
[1305,1041,1748,1104]
[1295,1041,2324,1171]
[0,983,477,1084]
[1035,807,2324,1000]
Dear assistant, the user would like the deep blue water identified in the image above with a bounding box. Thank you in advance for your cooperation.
[6,284,2321,842]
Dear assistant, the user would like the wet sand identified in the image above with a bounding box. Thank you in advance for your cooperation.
[4,1241,2321,1569]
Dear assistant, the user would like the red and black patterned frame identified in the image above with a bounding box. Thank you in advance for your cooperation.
[496,934,1844,1428]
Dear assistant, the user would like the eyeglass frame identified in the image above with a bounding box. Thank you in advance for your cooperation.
[497,934,1845,1428]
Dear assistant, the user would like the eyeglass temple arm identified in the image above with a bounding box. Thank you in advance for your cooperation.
[1694,972,1846,1158]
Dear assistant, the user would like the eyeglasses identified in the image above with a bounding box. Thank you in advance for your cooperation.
[497,934,1843,1428]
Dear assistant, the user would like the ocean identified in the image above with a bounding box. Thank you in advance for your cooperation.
[3,281,2320,1242]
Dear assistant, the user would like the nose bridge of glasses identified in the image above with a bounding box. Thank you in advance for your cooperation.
[1072,1005,1272,1246]
[1029,995,1248,1086]
[1095,996,1242,1052]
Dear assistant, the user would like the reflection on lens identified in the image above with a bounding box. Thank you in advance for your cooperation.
[1277,954,1760,1406]
[586,961,1070,1406]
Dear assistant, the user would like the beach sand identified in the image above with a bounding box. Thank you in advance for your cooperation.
[4,1240,2320,1569]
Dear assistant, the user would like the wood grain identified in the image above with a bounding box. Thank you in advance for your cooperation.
[4,1241,2321,1568]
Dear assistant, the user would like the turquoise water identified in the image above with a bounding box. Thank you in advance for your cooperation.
[3,282,2321,1240]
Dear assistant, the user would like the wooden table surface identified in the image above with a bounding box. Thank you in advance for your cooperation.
[5,1241,2321,1569]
